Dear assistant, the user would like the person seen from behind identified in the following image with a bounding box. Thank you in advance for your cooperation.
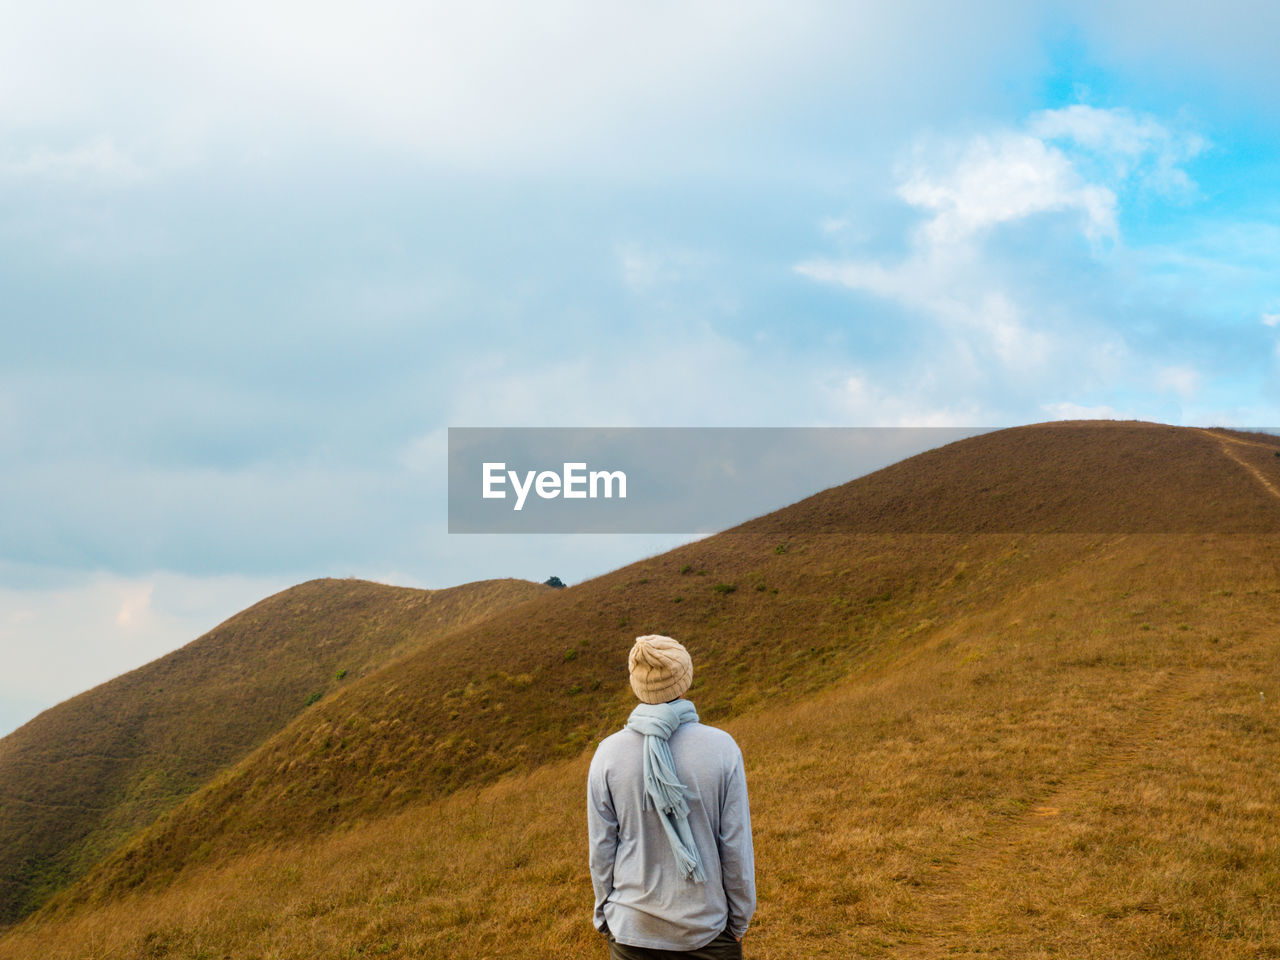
[587,634,756,959]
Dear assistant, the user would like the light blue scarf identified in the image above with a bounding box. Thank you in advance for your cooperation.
[625,699,706,883]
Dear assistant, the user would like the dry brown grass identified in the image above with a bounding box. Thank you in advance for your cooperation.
[0,577,547,924]
[4,531,1280,958]
[6,422,1280,957]
[54,423,1280,915]
[740,421,1280,534]
[54,531,1043,905]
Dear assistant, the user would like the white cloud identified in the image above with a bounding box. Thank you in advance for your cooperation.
[0,568,291,737]
[897,129,1118,245]
[889,106,1200,251]
[1027,104,1205,193]
[1262,313,1280,327]
[616,243,713,295]
[798,248,1058,375]
[0,1,1041,172]
[444,332,763,427]
[0,138,145,183]
[114,581,154,627]
[397,427,449,477]
[1155,364,1201,398]
[830,374,988,426]
[797,105,1205,420]
[1041,401,1126,420]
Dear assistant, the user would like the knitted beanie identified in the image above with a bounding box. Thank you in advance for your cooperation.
[628,634,693,704]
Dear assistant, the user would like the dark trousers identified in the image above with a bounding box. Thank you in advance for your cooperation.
[606,927,743,960]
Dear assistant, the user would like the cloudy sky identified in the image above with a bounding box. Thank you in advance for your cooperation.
[5,0,1280,735]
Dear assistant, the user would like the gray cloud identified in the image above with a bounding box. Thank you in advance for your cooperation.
[0,1,1044,175]
[7,0,1280,735]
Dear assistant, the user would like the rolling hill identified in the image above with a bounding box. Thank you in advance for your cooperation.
[0,576,547,925]
[3,420,1280,958]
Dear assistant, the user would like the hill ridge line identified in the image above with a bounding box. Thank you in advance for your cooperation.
[0,576,549,926]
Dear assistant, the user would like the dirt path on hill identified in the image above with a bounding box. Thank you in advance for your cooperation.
[884,431,1274,956]
[889,662,1206,959]
[1199,429,1280,501]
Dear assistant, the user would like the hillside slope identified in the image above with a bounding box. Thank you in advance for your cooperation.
[739,421,1280,533]
[43,420,1280,916]
[0,576,546,924]
[6,524,1280,954]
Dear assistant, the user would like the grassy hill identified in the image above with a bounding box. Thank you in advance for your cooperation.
[3,421,1280,958]
[740,420,1280,533]
[0,576,547,925]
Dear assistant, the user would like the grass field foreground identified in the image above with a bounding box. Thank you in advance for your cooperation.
[4,531,1279,958]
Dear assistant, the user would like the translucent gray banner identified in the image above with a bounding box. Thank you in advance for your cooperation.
[448,427,990,533]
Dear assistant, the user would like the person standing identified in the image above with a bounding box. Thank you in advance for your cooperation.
[587,634,756,959]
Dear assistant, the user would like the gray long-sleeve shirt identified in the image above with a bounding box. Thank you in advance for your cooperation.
[587,710,756,950]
